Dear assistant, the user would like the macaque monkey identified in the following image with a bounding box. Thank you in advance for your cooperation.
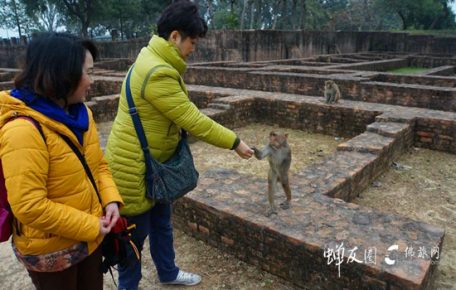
[252,131,292,217]
[324,80,341,104]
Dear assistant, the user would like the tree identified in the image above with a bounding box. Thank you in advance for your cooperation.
[0,0,30,38]
[379,0,455,30]
[59,0,104,37]
[427,0,455,29]
[22,0,62,32]
[94,0,170,39]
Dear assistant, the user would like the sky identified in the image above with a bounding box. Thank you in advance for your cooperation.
[1,3,456,38]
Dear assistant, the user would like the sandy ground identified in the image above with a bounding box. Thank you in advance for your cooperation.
[1,124,454,290]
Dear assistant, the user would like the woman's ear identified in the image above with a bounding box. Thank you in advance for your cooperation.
[169,30,180,44]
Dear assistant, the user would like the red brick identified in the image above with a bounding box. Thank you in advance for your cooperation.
[417,131,432,138]
[188,222,197,232]
[221,236,234,246]
[198,225,210,235]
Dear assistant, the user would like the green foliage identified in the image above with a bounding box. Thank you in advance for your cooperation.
[149,24,157,37]
[2,0,456,38]
[93,0,170,39]
[387,67,430,74]
[380,0,455,30]
[213,9,239,29]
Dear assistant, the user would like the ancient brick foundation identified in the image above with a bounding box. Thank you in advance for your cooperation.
[2,52,454,289]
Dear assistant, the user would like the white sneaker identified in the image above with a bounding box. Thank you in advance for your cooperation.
[161,270,202,286]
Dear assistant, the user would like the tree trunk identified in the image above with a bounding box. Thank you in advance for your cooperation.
[206,0,215,29]
[240,0,248,29]
[62,0,93,37]
[254,0,262,29]
[120,16,124,40]
[279,0,288,29]
[397,11,407,30]
[428,1,448,29]
[249,0,255,29]
[81,20,89,38]
[299,0,306,29]
[11,0,22,39]
[272,0,281,29]
[291,0,297,29]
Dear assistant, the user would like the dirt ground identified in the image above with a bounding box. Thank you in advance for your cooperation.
[353,147,456,290]
[1,124,454,290]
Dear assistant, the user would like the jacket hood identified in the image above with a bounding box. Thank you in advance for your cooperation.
[0,90,82,146]
[146,35,187,75]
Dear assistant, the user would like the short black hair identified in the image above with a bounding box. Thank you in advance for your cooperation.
[157,0,207,40]
[14,32,98,103]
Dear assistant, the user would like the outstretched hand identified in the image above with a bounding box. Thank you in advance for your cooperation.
[235,140,254,159]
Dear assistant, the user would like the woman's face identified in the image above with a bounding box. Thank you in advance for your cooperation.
[171,31,198,60]
[68,50,94,105]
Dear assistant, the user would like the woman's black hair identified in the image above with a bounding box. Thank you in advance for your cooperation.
[14,32,98,103]
[157,0,208,40]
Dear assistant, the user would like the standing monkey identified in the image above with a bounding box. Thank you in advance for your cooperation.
[252,131,292,217]
[324,80,341,104]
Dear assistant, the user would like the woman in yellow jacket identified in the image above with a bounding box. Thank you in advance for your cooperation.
[0,33,123,290]
[105,1,253,289]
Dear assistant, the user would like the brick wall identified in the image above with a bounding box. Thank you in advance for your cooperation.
[3,31,456,68]
[184,67,456,112]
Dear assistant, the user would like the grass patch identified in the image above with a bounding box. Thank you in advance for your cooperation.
[387,67,429,74]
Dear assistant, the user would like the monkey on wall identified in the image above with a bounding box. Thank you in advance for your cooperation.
[252,131,292,217]
[324,80,341,104]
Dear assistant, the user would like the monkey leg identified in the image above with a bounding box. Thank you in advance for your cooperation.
[324,92,331,103]
[266,170,278,217]
[265,207,278,217]
[279,174,292,210]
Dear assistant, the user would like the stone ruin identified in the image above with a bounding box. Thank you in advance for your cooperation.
[2,51,455,290]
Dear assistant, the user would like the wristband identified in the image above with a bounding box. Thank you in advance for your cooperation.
[231,137,241,150]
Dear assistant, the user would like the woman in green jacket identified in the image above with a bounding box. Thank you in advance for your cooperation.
[105,1,253,288]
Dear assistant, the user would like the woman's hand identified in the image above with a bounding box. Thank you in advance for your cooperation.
[235,140,254,159]
[99,217,111,236]
[104,202,120,229]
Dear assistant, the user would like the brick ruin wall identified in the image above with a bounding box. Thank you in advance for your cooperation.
[1,51,455,289]
[3,31,456,67]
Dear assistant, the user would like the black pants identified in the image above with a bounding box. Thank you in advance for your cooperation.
[27,246,103,290]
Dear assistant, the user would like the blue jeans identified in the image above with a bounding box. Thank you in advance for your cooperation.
[117,203,179,290]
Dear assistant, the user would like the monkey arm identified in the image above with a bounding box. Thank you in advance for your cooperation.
[252,145,272,160]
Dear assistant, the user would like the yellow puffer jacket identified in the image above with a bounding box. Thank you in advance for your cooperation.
[105,35,237,215]
[0,91,123,256]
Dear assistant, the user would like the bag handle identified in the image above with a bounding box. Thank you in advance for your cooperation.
[59,134,102,204]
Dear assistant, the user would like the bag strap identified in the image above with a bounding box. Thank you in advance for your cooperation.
[1,116,45,208]
[7,116,46,142]
[125,65,156,178]
[59,134,102,204]
[2,116,46,235]
[125,65,188,174]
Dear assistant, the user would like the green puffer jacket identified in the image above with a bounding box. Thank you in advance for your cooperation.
[105,35,237,215]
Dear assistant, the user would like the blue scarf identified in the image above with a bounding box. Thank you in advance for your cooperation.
[10,88,88,145]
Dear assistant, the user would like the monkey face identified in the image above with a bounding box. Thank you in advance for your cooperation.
[325,80,334,90]
[269,131,289,149]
